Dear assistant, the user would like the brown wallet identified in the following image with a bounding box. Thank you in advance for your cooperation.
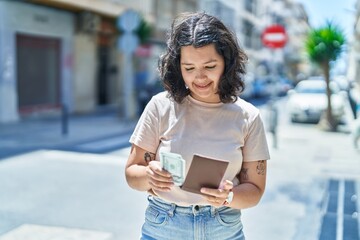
[180,154,229,194]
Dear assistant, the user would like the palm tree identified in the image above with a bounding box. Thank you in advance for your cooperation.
[136,17,153,44]
[305,21,346,131]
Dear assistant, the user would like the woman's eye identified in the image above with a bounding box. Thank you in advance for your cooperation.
[185,68,194,71]
[205,65,216,69]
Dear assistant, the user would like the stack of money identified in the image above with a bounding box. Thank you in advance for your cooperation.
[160,152,185,186]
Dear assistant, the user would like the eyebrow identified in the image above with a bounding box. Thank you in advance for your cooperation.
[181,59,218,65]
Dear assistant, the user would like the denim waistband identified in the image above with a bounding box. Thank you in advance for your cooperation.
[149,195,228,217]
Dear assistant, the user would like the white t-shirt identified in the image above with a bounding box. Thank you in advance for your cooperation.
[130,91,270,206]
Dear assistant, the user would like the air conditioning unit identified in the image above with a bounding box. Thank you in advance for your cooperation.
[78,11,101,33]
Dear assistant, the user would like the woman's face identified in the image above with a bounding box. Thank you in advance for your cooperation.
[180,44,225,103]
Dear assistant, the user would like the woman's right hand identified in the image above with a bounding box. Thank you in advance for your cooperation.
[146,161,174,192]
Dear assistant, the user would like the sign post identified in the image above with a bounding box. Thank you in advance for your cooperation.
[117,9,140,119]
[261,24,287,149]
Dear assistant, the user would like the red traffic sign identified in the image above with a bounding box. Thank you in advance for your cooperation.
[261,25,287,49]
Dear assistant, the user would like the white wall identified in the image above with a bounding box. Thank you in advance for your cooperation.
[0,1,74,122]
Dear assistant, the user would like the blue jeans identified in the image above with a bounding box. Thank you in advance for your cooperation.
[141,196,245,240]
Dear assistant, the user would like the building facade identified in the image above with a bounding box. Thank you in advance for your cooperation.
[0,0,198,123]
[0,0,313,123]
[0,0,74,122]
[200,0,310,85]
[348,0,360,85]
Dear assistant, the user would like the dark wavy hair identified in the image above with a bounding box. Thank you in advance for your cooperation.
[158,12,248,103]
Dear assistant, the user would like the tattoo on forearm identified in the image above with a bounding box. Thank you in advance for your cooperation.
[256,160,266,175]
[144,152,155,164]
[239,168,249,182]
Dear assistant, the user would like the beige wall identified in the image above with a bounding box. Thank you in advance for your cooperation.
[32,0,125,17]
[73,34,97,112]
[32,0,198,116]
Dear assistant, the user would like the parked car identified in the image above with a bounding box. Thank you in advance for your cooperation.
[251,76,293,98]
[276,77,294,96]
[137,78,164,115]
[252,77,272,98]
[333,75,350,91]
[287,79,346,123]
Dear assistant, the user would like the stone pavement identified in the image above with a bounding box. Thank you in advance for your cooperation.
[0,104,359,239]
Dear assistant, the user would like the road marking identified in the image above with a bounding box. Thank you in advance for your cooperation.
[337,180,344,240]
[75,135,131,151]
[41,150,126,166]
[0,150,129,166]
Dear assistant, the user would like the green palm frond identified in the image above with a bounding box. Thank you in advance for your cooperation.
[305,21,346,64]
[136,17,153,44]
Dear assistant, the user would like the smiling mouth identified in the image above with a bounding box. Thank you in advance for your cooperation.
[194,82,212,89]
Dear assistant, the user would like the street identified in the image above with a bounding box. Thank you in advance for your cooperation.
[0,0,359,239]
[0,97,359,240]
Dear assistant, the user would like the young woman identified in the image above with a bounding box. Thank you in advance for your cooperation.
[125,12,270,240]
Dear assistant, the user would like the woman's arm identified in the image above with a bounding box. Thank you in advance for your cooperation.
[125,144,173,192]
[231,160,267,209]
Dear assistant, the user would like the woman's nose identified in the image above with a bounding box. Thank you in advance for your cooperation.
[195,70,206,79]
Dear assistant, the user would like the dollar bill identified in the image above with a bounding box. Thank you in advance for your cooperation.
[160,152,185,186]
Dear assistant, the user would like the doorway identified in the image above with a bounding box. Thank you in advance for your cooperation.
[97,46,110,105]
[16,33,61,114]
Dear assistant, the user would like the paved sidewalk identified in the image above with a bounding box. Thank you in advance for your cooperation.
[0,110,137,159]
[0,104,359,239]
[242,107,360,240]
[251,132,359,239]
[0,148,146,240]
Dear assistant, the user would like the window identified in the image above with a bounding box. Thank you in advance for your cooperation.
[245,0,257,14]
[204,0,235,31]
[156,0,173,30]
[243,20,253,48]
[177,0,196,13]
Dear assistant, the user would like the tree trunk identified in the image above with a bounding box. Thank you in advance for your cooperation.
[320,61,337,131]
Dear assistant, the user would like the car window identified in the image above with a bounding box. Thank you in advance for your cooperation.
[295,81,340,94]
[296,87,325,94]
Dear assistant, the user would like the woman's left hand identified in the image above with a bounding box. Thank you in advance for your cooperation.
[200,180,233,207]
